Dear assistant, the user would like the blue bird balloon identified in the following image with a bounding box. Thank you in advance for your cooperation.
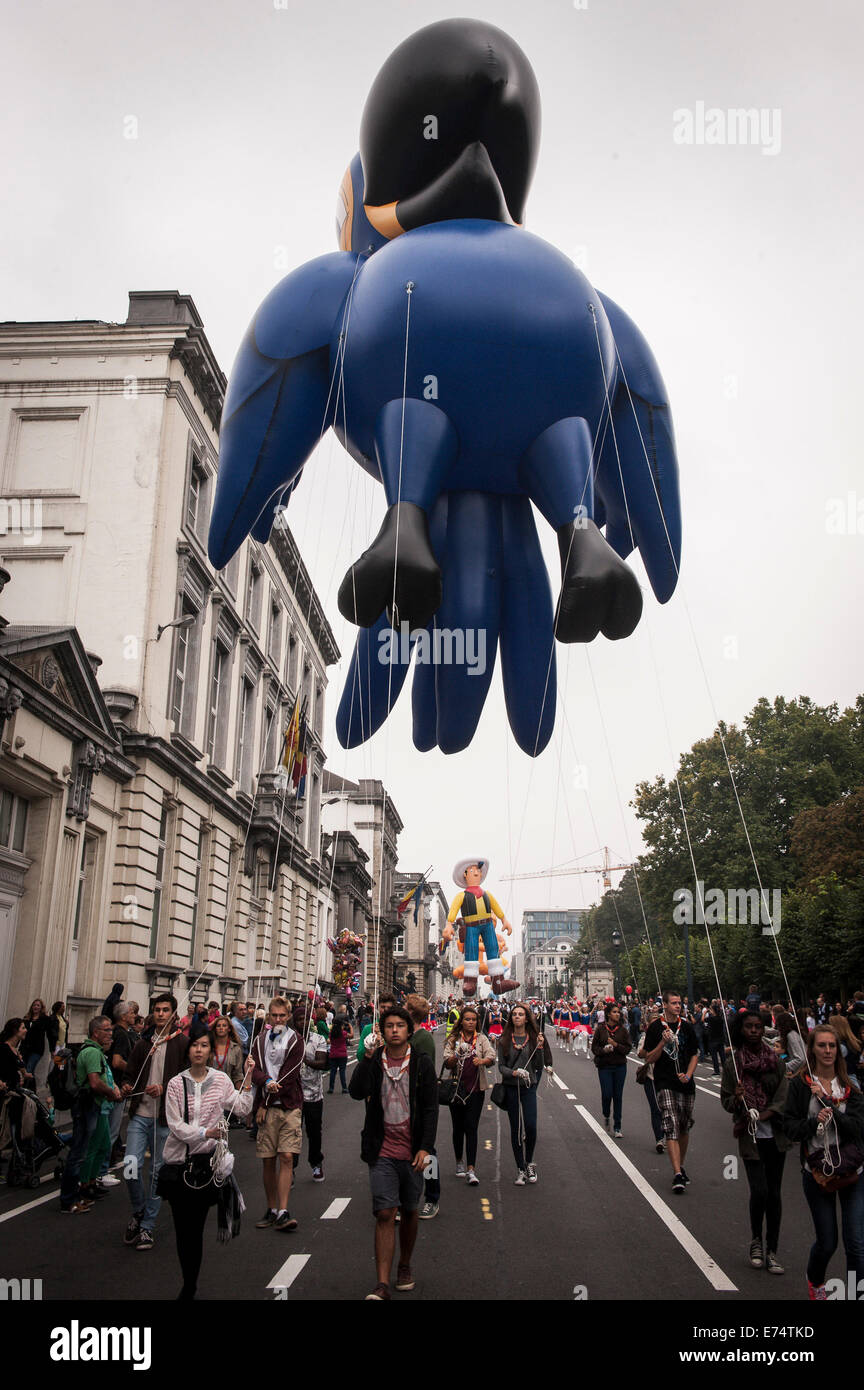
[208,18,682,757]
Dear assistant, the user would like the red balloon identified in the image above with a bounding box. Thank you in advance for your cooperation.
[625,986,632,994]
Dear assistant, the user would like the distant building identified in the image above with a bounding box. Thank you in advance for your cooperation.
[521,907,584,960]
[321,772,403,998]
[526,934,580,999]
[0,292,339,1030]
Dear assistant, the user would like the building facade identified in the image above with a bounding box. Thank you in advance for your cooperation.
[321,772,403,1000]
[521,907,585,960]
[0,292,339,1031]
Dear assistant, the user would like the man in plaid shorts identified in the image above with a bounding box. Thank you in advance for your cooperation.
[642,990,698,1193]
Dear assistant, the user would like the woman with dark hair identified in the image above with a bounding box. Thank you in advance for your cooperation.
[705,1000,727,1075]
[443,1004,496,1183]
[498,1002,553,1185]
[783,1025,864,1300]
[591,1002,630,1137]
[774,1011,807,1076]
[0,1018,33,1092]
[23,999,48,1078]
[720,1010,791,1273]
[161,1032,254,1299]
[46,1001,68,1055]
[327,1016,351,1093]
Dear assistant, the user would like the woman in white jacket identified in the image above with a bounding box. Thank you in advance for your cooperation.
[162,1033,254,1299]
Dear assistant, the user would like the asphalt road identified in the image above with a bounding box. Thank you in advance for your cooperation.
[0,1031,852,1309]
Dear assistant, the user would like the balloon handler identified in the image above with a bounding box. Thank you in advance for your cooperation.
[443,859,519,998]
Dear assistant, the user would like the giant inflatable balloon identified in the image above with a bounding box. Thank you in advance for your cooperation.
[208,19,682,756]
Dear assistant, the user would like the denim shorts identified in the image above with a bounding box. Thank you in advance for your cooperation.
[369,1155,424,1213]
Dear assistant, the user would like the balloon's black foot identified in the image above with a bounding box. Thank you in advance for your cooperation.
[337,502,442,629]
[554,519,643,641]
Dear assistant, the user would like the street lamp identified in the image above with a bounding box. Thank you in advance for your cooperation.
[611,928,622,1001]
[581,949,590,1001]
[156,613,196,642]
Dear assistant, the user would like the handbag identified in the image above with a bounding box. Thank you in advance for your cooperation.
[806,1140,864,1192]
[635,1062,652,1086]
[156,1077,214,1195]
[437,1054,457,1107]
[490,1082,508,1109]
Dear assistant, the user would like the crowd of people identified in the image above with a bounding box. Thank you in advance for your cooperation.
[1,981,863,1301]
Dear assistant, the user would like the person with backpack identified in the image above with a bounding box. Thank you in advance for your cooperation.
[57,1016,121,1214]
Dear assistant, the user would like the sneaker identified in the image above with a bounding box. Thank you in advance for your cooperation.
[613,1129,623,1139]
[395,1263,415,1291]
[256,1209,278,1228]
[274,1210,298,1232]
[466,1170,479,1185]
[749,1239,764,1269]
[514,1170,527,1186]
[672,1172,686,1193]
[766,1251,784,1275]
[419,1201,439,1219]
[455,1163,466,1177]
[312,1166,325,1183]
[123,1215,142,1246]
[807,1279,827,1300]
[136,1229,154,1251]
[60,1200,91,1214]
[97,1174,121,1189]
[526,1164,538,1184]
[680,1168,691,1186]
[365,1282,391,1300]
[655,1140,665,1154]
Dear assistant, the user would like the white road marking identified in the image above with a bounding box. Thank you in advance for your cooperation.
[552,1073,568,1091]
[0,1188,60,1223]
[565,1093,576,1100]
[573,1104,737,1292]
[267,1253,311,1292]
[321,1197,351,1219]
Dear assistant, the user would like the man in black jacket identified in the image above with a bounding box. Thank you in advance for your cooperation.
[349,1004,437,1301]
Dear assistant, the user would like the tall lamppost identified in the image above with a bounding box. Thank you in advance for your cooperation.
[611,928,622,1001]
[581,949,590,1002]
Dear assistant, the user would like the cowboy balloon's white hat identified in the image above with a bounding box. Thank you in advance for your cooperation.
[453,857,489,889]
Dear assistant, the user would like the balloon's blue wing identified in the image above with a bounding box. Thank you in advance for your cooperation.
[208,252,360,568]
[594,293,682,603]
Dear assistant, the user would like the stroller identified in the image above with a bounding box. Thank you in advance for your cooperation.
[0,1085,66,1189]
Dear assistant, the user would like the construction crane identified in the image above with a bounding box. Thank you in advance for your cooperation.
[502,847,632,891]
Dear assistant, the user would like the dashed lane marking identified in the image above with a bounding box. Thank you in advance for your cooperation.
[479,1197,493,1221]
[552,1073,568,1091]
[565,1093,576,1100]
[321,1198,351,1219]
[573,1104,737,1292]
[267,1253,311,1293]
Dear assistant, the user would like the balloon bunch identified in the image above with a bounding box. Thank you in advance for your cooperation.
[328,928,364,991]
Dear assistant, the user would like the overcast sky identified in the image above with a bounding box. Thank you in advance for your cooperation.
[4,0,862,957]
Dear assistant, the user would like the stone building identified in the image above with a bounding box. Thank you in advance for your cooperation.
[392,872,451,998]
[0,292,339,1032]
[321,771,403,999]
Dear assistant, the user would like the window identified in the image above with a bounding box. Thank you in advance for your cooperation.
[72,834,98,945]
[268,601,281,666]
[0,789,27,852]
[170,595,200,733]
[287,632,298,689]
[185,446,210,541]
[245,558,262,632]
[264,699,278,769]
[150,805,169,957]
[236,677,257,793]
[393,933,405,956]
[206,641,229,762]
[189,824,207,963]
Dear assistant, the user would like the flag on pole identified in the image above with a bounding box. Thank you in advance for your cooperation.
[281,696,301,779]
[397,868,431,924]
[292,706,309,800]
